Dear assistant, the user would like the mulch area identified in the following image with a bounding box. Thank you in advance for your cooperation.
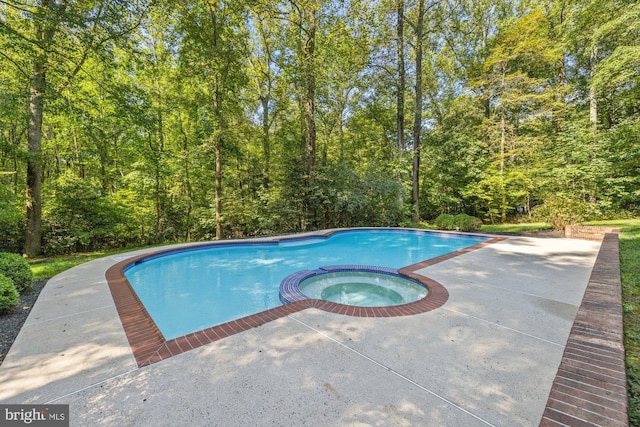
[0,278,47,366]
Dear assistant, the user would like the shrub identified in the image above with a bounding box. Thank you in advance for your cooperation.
[454,214,483,232]
[42,171,132,255]
[434,213,482,232]
[434,214,456,230]
[0,202,24,253]
[0,252,33,293]
[532,195,589,231]
[0,273,19,314]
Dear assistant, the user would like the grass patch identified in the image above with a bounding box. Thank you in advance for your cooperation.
[29,253,108,280]
[618,222,640,426]
[480,222,551,233]
[28,245,158,280]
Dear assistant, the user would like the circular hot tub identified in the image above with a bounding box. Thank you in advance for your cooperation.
[317,279,405,306]
[279,266,428,307]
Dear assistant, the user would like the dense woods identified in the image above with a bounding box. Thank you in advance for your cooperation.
[1,0,638,256]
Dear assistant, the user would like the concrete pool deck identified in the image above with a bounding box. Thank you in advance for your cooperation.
[0,233,627,426]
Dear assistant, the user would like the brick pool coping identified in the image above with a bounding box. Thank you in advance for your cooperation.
[105,231,503,367]
[541,232,629,427]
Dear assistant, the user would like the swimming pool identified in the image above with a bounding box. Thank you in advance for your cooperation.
[124,228,488,339]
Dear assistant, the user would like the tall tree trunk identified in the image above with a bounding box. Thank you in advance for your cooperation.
[214,78,224,240]
[154,150,162,242]
[261,95,270,190]
[153,62,165,242]
[298,3,317,229]
[411,0,425,223]
[589,44,598,134]
[25,59,45,257]
[215,136,223,240]
[588,43,598,203]
[254,15,274,191]
[24,0,68,256]
[207,3,225,240]
[396,0,405,152]
[551,2,566,132]
[303,6,316,187]
[179,115,193,242]
[500,69,507,223]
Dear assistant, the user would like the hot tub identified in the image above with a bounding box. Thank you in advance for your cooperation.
[279,266,428,307]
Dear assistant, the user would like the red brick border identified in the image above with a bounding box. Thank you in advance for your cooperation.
[105,232,503,367]
[565,225,621,241]
[540,232,629,427]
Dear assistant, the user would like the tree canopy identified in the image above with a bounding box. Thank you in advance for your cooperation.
[1,0,638,256]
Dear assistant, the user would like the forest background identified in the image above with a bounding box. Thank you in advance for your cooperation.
[1,0,638,257]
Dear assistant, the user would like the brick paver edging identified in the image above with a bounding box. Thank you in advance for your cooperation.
[540,232,629,427]
[105,231,503,367]
[565,225,621,241]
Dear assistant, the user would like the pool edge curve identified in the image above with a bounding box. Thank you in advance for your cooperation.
[105,230,506,367]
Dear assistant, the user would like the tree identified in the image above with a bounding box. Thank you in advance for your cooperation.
[0,0,637,255]
[248,8,283,191]
[476,6,561,222]
[396,0,406,152]
[25,0,63,257]
[1,0,147,256]
[589,1,640,212]
[407,0,439,222]
[177,0,248,239]
[410,0,426,222]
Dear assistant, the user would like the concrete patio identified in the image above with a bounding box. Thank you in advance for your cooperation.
[0,233,627,426]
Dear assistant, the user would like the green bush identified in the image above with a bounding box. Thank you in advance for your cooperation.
[0,273,19,314]
[532,195,589,231]
[434,213,482,232]
[454,214,483,232]
[434,214,456,230]
[42,171,132,255]
[0,202,25,253]
[0,252,33,293]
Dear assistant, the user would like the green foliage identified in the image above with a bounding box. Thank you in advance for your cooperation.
[0,201,24,254]
[0,0,637,252]
[43,172,133,255]
[531,195,589,231]
[454,214,483,232]
[0,273,19,314]
[434,214,456,230]
[601,119,640,213]
[421,95,487,219]
[434,214,483,232]
[0,163,24,254]
[311,161,405,229]
[591,2,640,94]
[0,252,32,294]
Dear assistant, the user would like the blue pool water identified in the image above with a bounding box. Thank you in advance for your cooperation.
[124,229,487,339]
